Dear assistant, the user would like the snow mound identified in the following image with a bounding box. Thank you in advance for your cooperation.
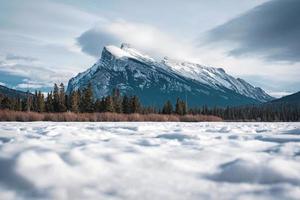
[209,158,300,185]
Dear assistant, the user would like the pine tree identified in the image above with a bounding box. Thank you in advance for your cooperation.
[53,83,60,112]
[14,98,22,111]
[59,83,67,112]
[122,95,130,114]
[37,91,45,112]
[175,98,187,115]
[100,97,106,112]
[0,97,12,109]
[45,92,54,112]
[104,95,114,112]
[182,100,187,115]
[65,93,70,111]
[70,91,80,113]
[130,95,141,113]
[112,88,122,113]
[175,98,182,115]
[21,98,26,111]
[162,100,173,114]
[94,99,103,112]
[33,90,38,112]
[80,84,94,112]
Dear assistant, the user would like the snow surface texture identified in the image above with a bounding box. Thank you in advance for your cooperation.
[1,122,300,200]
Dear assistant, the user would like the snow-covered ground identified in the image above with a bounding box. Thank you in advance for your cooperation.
[0,122,300,200]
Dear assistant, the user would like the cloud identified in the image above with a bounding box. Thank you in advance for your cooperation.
[203,0,300,62]
[16,79,48,90]
[0,0,101,90]
[6,54,37,62]
[0,61,73,88]
[1,0,101,41]
[268,91,293,98]
[1,0,299,95]
[77,28,119,57]
[76,20,199,61]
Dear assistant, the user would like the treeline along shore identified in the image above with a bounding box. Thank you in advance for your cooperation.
[0,83,299,122]
[0,83,220,122]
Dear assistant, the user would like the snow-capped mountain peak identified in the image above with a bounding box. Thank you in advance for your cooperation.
[104,44,155,63]
[103,45,134,59]
[67,43,274,106]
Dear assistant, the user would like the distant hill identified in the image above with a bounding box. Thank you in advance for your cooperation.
[0,85,32,99]
[271,91,300,104]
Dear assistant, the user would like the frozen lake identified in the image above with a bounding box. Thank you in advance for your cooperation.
[0,122,300,200]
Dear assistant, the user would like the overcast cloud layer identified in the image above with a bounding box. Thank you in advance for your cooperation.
[0,0,299,96]
[204,0,300,63]
[76,20,199,61]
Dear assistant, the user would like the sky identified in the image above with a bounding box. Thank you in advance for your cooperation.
[0,0,299,97]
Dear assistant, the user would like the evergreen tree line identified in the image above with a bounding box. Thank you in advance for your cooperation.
[0,83,187,115]
[188,104,300,122]
[0,83,299,121]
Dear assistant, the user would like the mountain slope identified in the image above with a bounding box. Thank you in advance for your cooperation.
[67,44,273,107]
[270,91,300,104]
[161,58,273,102]
[0,85,32,99]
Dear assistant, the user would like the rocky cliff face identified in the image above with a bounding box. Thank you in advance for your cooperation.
[67,44,274,107]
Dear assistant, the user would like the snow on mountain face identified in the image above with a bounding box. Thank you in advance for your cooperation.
[67,44,273,106]
[161,58,273,102]
[120,43,155,62]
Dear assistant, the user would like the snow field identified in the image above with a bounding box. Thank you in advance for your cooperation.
[0,122,300,200]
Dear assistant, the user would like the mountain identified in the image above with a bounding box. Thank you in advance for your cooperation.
[67,44,274,107]
[0,85,32,99]
[270,91,300,104]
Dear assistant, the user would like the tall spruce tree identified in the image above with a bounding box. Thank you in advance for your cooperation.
[175,98,187,115]
[14,98,22,111]
[37,91,45,112]
[94,99,102,112]
[80,84,94,112]
[162,100,173,114]
[94,97,106,112]
[130,95,141,113]
[59,83,67,112]
[53,84,60,112]
[122,95,130,114]
[33,90,38,112]
[70,90,80,113]
[112,88,122,113]
[45,92,54,112]
[104,95,114,112]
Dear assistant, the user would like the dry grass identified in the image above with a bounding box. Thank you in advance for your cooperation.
[0,110,222,122]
